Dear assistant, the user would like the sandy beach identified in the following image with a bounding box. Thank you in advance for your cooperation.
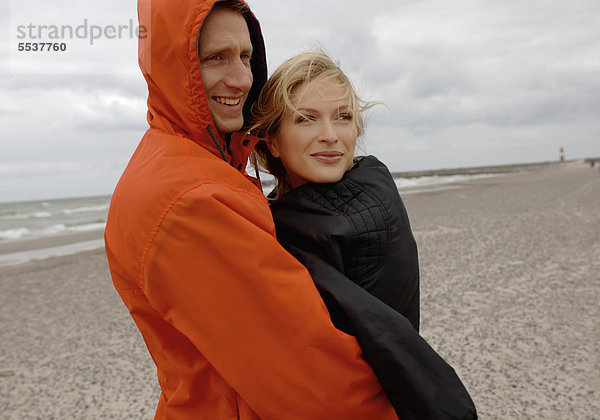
[1,161,598,418]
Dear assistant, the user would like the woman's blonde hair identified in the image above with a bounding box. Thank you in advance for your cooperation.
[250,51,374,197]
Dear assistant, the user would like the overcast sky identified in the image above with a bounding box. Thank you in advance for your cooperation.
[1,0,599,203]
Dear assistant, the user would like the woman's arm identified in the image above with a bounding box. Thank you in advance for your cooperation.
[292,248,477,419]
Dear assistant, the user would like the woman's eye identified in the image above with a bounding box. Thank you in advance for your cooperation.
[339,113,353,121]
[296,115,314,124]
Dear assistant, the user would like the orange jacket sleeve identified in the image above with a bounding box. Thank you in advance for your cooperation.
[141,181,397,419]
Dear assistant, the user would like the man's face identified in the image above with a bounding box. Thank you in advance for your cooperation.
[198,8,254,134]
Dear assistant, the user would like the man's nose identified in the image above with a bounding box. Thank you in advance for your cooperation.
[224,59,253,92]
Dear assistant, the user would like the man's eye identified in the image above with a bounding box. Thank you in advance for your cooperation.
[241,53,252,63]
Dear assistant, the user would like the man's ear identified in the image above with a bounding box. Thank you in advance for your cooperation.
[266,137,281,158]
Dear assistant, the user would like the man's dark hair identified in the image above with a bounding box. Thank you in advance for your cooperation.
[213,0,250,13]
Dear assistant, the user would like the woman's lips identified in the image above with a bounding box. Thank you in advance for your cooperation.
[310,151,343,163]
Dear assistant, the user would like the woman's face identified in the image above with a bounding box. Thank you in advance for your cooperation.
[268,78,358,189]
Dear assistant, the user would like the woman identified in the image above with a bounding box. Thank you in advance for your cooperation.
[251,51,477,419]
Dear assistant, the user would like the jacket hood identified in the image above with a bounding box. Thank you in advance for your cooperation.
[137,0,267,153]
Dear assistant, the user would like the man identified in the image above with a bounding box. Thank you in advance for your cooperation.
[105,1,397,418]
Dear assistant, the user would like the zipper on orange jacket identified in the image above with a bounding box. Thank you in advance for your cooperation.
[207,125,229,162]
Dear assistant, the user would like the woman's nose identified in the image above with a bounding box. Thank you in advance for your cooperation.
[318,120,339,143]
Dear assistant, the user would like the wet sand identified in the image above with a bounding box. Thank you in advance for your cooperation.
[1,161,598,418]
[0,230,103,256]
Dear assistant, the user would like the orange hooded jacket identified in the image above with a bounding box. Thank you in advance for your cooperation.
[104,0,397,418]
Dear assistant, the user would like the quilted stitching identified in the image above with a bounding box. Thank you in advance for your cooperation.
[297,179,391,280]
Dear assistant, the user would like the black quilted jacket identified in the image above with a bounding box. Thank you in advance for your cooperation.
[270,155,477,420]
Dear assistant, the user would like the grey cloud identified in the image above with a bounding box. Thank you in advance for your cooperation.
[1,0,599,201]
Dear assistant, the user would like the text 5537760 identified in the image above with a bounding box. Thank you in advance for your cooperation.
[17,42,67,52]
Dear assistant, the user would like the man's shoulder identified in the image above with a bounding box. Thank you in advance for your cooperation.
[109,130,265,235]
[105,130,268,279]
[122,130,259,195]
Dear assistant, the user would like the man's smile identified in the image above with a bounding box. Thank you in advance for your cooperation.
[213,96,242,106]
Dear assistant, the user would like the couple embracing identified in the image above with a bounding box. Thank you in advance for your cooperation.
[105,1,476,418]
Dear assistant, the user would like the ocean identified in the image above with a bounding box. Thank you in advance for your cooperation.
[0,196,110,266]
[1,161,552,266]
[393,173,498,194]
[0,195,110,242]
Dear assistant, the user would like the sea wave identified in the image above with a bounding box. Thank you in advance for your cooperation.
[0,228,31,240]
[0,211,52,220]
[62,204,110,215]
[0,195,110,244]
[41,222,107,235]
[0,222,106,241]
[394,173,497,190]
[40,224,69,235]
[67,222,107,232]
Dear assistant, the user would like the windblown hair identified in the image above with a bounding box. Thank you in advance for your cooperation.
[250,51,375,197]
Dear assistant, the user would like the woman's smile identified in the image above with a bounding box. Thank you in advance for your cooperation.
[310,151,344,163]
